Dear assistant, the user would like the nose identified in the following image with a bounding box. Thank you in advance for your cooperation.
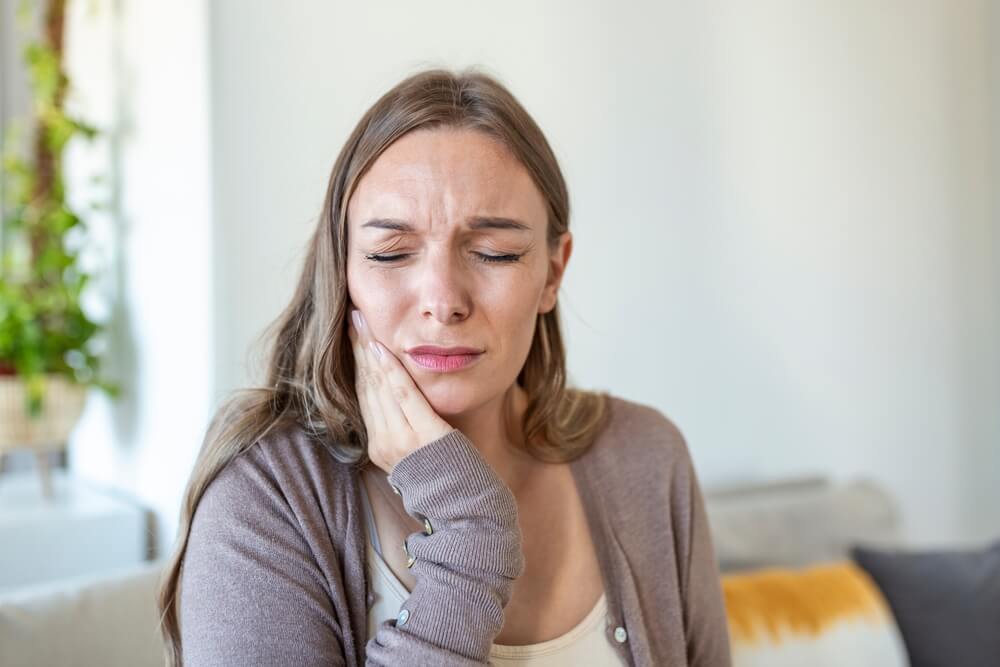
[419,250,472,324]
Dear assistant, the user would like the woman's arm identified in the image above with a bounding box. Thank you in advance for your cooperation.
[676,444,734,667]
[366,429,524,665]
[178,448,350,666]
[178,428,522,666]
[343,310,524,662]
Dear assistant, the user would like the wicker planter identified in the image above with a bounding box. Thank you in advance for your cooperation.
[0,374,88,498]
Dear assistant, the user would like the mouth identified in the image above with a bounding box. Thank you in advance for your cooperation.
[405,345,484,373]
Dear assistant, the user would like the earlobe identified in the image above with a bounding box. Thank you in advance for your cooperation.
[538,288,556,314]
[538,232,571,315]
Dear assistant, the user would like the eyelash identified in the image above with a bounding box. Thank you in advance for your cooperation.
[364,252,523,264]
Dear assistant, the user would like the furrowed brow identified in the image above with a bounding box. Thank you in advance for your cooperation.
[466,216,532,232]
[360,216,532,233]
[361,218,414,232]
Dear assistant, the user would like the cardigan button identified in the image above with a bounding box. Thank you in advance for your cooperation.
[390,483,402,496]
[397,608,410,626]
[423,517,434,535]
[613,626,628,643]
[403,539,415,568]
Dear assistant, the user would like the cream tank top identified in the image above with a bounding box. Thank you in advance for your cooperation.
[360,485,623,665]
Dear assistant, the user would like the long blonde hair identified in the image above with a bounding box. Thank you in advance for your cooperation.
[157,66,609,665]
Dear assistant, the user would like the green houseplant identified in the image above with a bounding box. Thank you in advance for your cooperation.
[0,0,119,484]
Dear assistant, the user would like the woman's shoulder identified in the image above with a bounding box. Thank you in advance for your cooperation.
[179,421,364,665]
[592,392,694,467]
[194,420,360,538]
[584,394,708,540]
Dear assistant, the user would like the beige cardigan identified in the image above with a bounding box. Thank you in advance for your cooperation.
[178,394,733,666]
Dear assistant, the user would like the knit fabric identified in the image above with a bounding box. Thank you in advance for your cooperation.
[178,394,733,666]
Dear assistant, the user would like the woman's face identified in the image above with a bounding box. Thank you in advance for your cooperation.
[345,127,571,418]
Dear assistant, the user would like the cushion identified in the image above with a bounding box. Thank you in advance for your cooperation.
[851,540,1000,667]
[722,560,908,667]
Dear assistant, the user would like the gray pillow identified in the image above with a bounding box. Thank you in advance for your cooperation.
[851,540,1000,667]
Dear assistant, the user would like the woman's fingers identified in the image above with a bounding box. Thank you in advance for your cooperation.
[370,339,452,442]
[351,310,413,462]
[364,339,412,434]
[349,309,453,466]
[348,316,384,435]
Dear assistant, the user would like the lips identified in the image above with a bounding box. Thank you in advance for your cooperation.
[406,345,483,355]
[406,345,484,372]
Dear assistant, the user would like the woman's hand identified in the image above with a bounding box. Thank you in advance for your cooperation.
[348,308,455,473]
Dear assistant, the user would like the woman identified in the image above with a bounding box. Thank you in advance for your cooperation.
[157,67,732,666]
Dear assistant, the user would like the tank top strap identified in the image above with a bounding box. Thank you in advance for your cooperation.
[360,477,383,558]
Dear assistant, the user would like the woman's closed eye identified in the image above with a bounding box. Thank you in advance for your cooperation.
[364,252,523,264]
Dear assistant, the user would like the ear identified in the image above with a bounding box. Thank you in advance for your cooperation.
[538,231,572,314]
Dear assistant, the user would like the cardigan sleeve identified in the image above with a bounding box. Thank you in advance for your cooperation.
[365,429,525,665]
[676,442,734,667]
[178,448,349,666]
[178,428,524,667]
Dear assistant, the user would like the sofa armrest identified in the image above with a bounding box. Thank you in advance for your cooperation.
[0,560,165,667]
[705,476,902,571]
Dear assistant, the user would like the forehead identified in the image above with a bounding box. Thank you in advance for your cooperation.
[347,127,547,227]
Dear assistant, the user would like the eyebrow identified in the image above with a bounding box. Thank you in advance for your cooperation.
[360,216,532,233]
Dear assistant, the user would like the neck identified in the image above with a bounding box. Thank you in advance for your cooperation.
[444,382,540,496]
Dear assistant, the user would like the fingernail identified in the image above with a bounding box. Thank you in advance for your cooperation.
[369,341,382,359]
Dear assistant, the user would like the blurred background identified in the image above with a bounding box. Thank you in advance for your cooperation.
[0,1,997,664]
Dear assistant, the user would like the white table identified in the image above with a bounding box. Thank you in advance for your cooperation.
[0,470,149,594]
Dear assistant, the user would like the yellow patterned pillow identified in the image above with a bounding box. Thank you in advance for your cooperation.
[722,561,909,667]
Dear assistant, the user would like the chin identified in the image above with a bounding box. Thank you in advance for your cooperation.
[421,388,477,417]
[417,375,497,415]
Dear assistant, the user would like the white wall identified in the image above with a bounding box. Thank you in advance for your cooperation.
[208,0,999,548]
[979,0,1000,543]
[63,0,214,556]
[686,1,997,547]
[58,0,997,554]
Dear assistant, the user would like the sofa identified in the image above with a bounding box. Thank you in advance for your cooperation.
[705,476,910,666]
[0,559,164,666]
[1,476,995,666]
